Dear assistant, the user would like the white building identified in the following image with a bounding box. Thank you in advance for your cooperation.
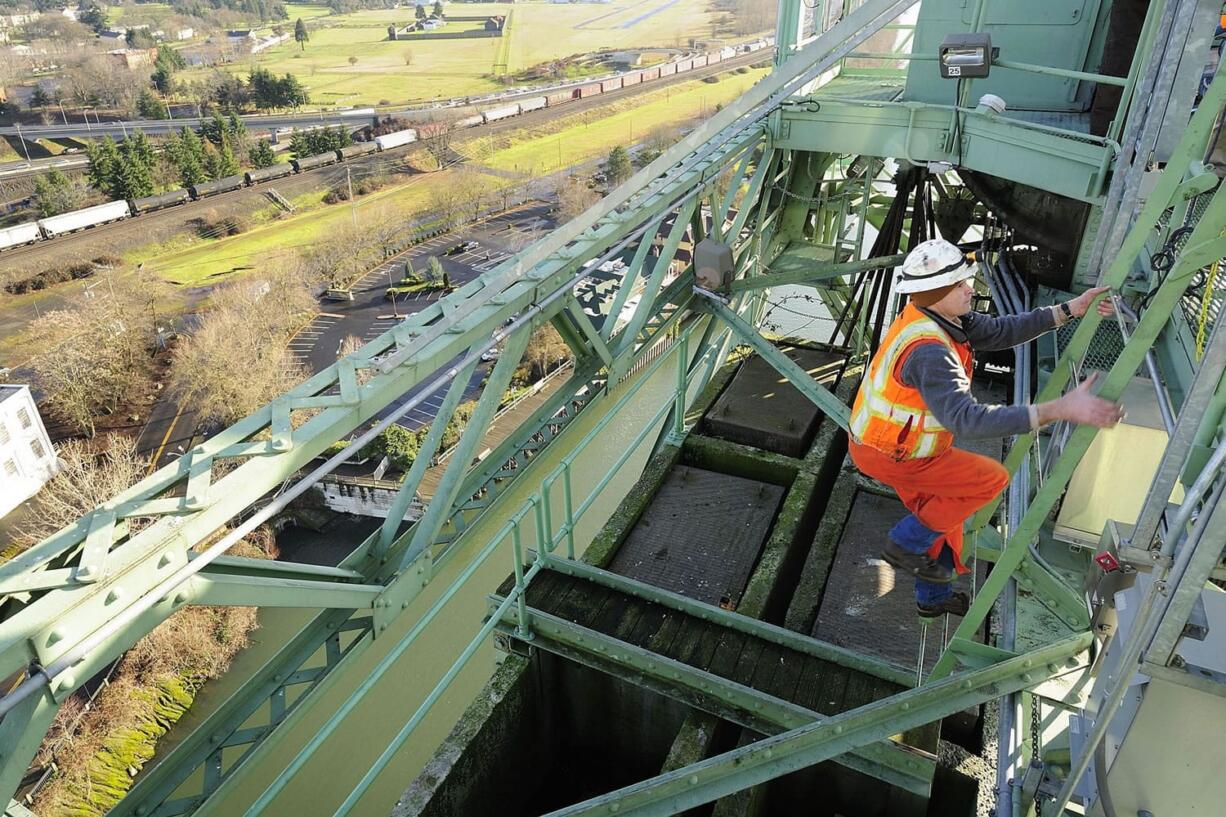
[0,385,57,519]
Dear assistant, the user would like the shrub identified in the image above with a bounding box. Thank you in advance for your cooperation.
[362,424,424,471]
[322,186,350,204]
[702,75,720,84]
[91,254,123,267]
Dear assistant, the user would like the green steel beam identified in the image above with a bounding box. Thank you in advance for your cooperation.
[402,327,534,568]
[378,356,480,555]
[931,178,1226,681]
[492,606,936,795]
[730,249,907,292]
[0,686,59,806]
[774,101,1113,203]
[189,574,384,609]
[562,298,615,367]
[540,555,912,687]
[696,289,850,430]
[541,633,1092,816]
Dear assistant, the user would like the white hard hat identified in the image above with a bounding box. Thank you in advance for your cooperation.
[895,238,976,294]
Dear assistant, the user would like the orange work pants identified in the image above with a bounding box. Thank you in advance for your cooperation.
[848,440,1009,573]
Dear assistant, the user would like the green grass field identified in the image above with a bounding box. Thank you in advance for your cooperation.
[137,67,765,284]
[177,0,722,106]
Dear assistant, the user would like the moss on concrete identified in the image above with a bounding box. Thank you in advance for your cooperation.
[681,435,799,486]
[783,461,858,636]
[582,443,683,569]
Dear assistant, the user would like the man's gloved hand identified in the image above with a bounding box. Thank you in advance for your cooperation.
[1067,286,1117,318]
[1036,372,1126,429]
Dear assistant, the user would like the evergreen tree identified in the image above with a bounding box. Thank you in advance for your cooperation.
[415,4,426,20]
[294,18,309,50]
[77,0,106,33]
[248,139,276,168]
[137,88,170,119]
[212,135,240,179]
[433,0,443,16]
[117,139,155,199]
[126,131,157,169]
[288,128,310,158]
[30,87,52,109]
[228,113,249,153]
[279,73,309,108]
[33,168,83,217]
[85,136,120,196]
[605,145,632,186]
[172,127,208,186]
[202,113,228,146]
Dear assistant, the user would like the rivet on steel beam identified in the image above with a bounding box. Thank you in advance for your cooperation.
[1048,663,1060,674]
[1021,673,1033,682]
[46,629,64,647]
[135,806,149,816]
[689,775,699,786]
[1022,659,1033,668]
[609,805,620,813]
[56,674,75,693]
[901,702,910,711]
[211,733,224,744]
[158,553,173,568]
[764,748,773,759]
[105,588,123,604]
[963,680,972,689]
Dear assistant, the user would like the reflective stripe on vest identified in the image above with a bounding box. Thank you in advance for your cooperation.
[850,304,970,460]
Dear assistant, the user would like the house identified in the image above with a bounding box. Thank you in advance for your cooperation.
[106,47,158,69]
[174,27,194,40]
[0,385,57,520]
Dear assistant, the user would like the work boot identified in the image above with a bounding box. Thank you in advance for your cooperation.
[881,540,955,584]
[917,592,970,619]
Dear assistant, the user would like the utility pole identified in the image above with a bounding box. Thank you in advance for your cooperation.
[346,164,357,228]
[57,101,67,126]
[387,261,400,318]
[14,123,31,166]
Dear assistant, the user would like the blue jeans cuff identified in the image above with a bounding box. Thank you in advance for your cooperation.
[890,514,941,554]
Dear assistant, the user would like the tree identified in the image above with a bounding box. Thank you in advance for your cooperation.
[30,87,52,109]
[204,135,240,180]
[427,256,444,281]
[33,168,85,217]
[415,4,426,20]
[521,325,569,382]
[227,113,250,155]
[171,126,208,186]
[605,145,633,186]
[555,177,600,223]
[420,118,455,171]
[347,55,357,67]
[25,274,165,436]
[170,272,315,425]
[85,136,120,197]
[248,139,276,168]
[77,0,107,34]
[137,88,170,120]
[16,436,146,547]
[433,0,443,16]
[117,140,155,199]
[294,17,309,50]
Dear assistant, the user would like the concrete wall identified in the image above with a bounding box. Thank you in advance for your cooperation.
[314,480,424,521]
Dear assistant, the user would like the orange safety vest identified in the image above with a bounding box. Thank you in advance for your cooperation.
[850,303,974,461]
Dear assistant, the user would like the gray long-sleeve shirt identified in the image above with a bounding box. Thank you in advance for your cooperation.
[898,305,1062,440]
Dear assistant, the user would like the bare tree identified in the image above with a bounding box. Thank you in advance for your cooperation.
[25,273,163,436]
[419,117,458,171]
[15,435,145,551]
[555,177,601,223]
[170,272,315,425]
[520,324,571,383]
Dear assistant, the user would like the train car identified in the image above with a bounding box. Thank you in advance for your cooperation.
[130,189,190,214]
[339,107,376,118]
[455,114,484,129]
[658,62,676,77]
[621,71,642,87]
[640,66,661,82]
[519,96,547,113]
[600,77,622,93]
[720,45,737,60]
[482,104,521,124]
[245,163,295,185]
[291,152,338,172]
[692,54,708,68]
[374,129,417,150]
[708,50,723,64]
[337,142,379,161]
[189,175,246,199]
[546,89,575,107]
[0,222,41,251]
[675,58,693,73]
[576,83,603,98]
[37,200,130,237]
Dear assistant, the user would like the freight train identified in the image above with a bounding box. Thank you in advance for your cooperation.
[0,40,769,252]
